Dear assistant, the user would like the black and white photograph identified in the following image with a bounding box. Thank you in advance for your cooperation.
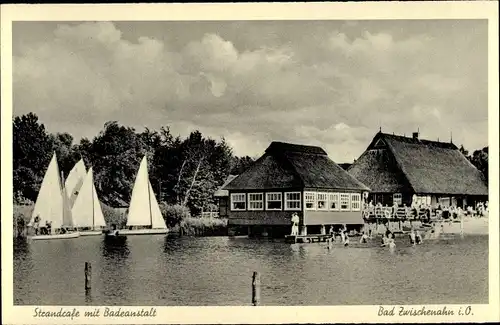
[1,2,499,324]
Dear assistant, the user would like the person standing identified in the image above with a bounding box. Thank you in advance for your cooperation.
[33,215,40,236]
[291,213,299,236]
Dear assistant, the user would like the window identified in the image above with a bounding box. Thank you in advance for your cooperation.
[351,193,361,211]
[248,193,264,211]
[317,193,328,210]
[393,193,402,205]
[285,192,301,211]
[340,193,350,211]
[266,192,282,210]
[305,192,316,210]
[329,193,339,211]
[231,193,246,211]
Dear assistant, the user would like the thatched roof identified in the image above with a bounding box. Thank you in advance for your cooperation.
[214,174,238,197]
[348,132,488,195]
[225,141,369,191]
[338,163,352,171]
[348,146,410,193]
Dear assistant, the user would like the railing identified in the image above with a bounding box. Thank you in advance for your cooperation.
[362,206,433,221]
[362,205,483,221]
[201,211,219,218]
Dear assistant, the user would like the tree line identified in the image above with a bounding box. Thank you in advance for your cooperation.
[459,145,489,183]
[13,113,255,216]
[13,113,489,216]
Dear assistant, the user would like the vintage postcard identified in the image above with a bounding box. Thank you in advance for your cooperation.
[1,2,499,324]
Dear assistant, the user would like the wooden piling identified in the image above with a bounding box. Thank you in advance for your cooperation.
[85,262,92,290]
[252,271,261,306]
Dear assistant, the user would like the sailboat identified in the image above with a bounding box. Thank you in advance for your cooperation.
[117,156,168,236]
[65,159,87,207]
[71,167,107,236]
[28,153,80,240]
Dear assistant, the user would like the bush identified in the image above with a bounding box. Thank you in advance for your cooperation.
[14,204,34,224]
[101,203,127,228]
[160,203,191,228]
[179,216,227,236]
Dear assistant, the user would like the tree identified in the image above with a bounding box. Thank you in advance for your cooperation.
[49,132,80,177]
[230,155,255,175]
[89,121,148,206]
[470,146,488,182]
[459,145,469,157]
[13,113,53,201]
[12,113,254,217]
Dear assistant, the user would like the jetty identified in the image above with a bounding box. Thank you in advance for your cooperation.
[285,234,333,244]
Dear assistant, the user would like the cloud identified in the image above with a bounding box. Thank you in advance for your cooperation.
[13,21,488,162]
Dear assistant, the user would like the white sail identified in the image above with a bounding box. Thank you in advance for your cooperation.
[71,167,107,228]
[149,181,167,229]
[65,159,87,207]
[29,153,72,229]
[127,156,167,229]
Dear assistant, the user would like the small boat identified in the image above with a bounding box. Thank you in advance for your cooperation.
[119,156,168,236]
[30,232,80,241]
[64,159,87,208]
[71,167,107,236]
[27,153,80,240]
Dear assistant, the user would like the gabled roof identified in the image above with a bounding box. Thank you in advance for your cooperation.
[214,174,238,197]
[348,145,411,193]
[225,141,370,191]
[349,132,488,195]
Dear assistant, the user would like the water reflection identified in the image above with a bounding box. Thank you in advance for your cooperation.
[101,236,130,259]
[14,235,488,306]
[98,237,132,305]
[13,237,30,258]
[163,235,183,253]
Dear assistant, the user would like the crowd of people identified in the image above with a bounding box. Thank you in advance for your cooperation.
[30,214,72,235]
[363,199,489,221]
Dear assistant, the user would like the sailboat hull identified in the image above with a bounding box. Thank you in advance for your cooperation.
[79,230,104,236]
[29,232,81,241]
[119,228,168,236]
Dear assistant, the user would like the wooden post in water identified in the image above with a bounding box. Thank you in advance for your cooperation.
[85,262,92,291]
[252,271,261,306]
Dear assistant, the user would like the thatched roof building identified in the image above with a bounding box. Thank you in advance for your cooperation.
[225,141,370,237]
[348,131,488,207]
[225,142,369,191]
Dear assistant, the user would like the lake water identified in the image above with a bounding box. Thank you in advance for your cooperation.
[13,234,488,306]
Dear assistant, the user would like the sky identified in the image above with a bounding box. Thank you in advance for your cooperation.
[13,20,488,162]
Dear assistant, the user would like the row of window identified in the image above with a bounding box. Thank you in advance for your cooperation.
[230,192,361,212]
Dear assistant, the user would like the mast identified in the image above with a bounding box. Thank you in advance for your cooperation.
[61,170,65,229]
[146,157,153,228]
[91,169,95,230]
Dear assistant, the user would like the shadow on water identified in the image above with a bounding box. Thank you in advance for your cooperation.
[13,237,30,257]
[100,237,130,260]
[97,236,133,305]
[163,235,183,253]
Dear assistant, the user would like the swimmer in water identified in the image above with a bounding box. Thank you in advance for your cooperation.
[409,229,416,246]
[344,232,350,247]
[381,234,387,246]
[388,238,396,249]
[359,231,368,244]
[415,230,422,244]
